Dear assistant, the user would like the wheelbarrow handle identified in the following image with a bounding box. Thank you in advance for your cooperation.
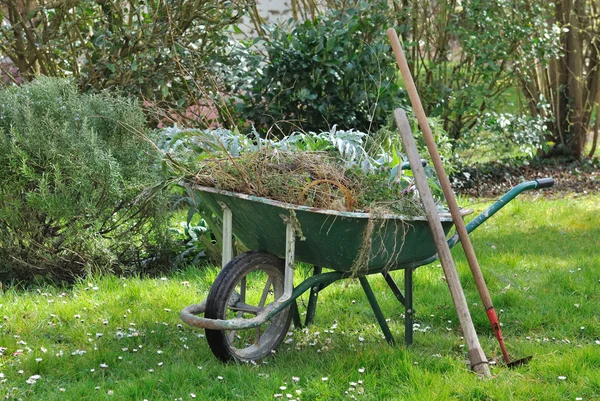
[401,159,428,170]
[535,177,555,189]
[447,177,554,248]
[390,160,427,182]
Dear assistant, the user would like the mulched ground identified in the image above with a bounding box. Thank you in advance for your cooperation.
[451,159,600,198]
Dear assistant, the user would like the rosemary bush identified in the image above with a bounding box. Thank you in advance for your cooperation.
[0,78,170,282]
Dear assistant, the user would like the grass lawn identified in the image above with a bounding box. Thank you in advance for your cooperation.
[1,193,599,400]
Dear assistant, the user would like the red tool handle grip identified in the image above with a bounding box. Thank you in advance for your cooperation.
[486,308,504,342]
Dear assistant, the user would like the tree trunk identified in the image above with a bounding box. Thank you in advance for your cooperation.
[520,0,599,160]
[589,103,600,158]
[567,0,585,158]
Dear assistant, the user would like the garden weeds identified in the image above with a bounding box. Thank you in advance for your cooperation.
[191,148,424,216]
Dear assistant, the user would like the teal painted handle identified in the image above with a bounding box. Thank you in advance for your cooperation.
[447,177,554,248]
[390,160,427,182]
[400,159,427,170]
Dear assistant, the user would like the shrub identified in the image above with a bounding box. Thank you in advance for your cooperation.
[0,0,250,126]
[393,0,561,145]
[459,112,551,159]
[227,1,400,136]
[0,78,170,282]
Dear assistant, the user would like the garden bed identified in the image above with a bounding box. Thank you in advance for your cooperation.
[453,159,600,197]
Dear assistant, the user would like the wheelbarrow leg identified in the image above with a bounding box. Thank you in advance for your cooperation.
[305,266,323,326]
[359,276,395,345]
[291,302,303,329]
[219,202,233,267]
[405,268,414,346]
[382,272,406,306]
[382,268,414,346]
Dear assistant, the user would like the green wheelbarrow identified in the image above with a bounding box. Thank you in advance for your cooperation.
[180,174,554,363]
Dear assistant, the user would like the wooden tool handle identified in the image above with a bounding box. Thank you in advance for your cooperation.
[394,109,490,377]
[386,28,494,309]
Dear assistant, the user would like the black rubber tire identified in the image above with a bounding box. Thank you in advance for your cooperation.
[205,251,292,363]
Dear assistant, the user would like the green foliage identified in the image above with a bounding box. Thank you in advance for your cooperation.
[396,0,561,144]
[163,113,455,174]
[462,111,551,159]
[168,186,227,267]
[0,78,170,282]
[225,0,558,161]
[164,125,404,177]
[228,1,400,135]
[162,121,452,203]
[375,114,455,175]
[168,211,210,265]
[0,0,249,124]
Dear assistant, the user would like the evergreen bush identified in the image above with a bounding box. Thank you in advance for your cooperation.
[0,78,170,282]
[227,2,400,136]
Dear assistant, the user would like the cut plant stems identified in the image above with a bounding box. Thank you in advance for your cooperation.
[190,148,427,216]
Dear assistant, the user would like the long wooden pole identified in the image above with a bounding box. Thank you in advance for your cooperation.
[394,109,490,377]
[387,28,513,365]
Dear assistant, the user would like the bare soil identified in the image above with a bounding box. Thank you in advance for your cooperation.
[452,159,600,198]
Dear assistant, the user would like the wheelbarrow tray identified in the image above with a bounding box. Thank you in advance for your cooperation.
[190,185,457,272]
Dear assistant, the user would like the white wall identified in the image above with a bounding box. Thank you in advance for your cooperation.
[236,0,295,37]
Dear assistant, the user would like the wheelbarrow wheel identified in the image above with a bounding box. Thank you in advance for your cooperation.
[205,251,292,363]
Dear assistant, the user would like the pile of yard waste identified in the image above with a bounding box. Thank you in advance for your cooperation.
[164,126,440,216]
[166,127,444,274]
[191,148,425,216]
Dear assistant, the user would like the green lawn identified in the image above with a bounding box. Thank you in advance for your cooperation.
[1,194,599,400]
